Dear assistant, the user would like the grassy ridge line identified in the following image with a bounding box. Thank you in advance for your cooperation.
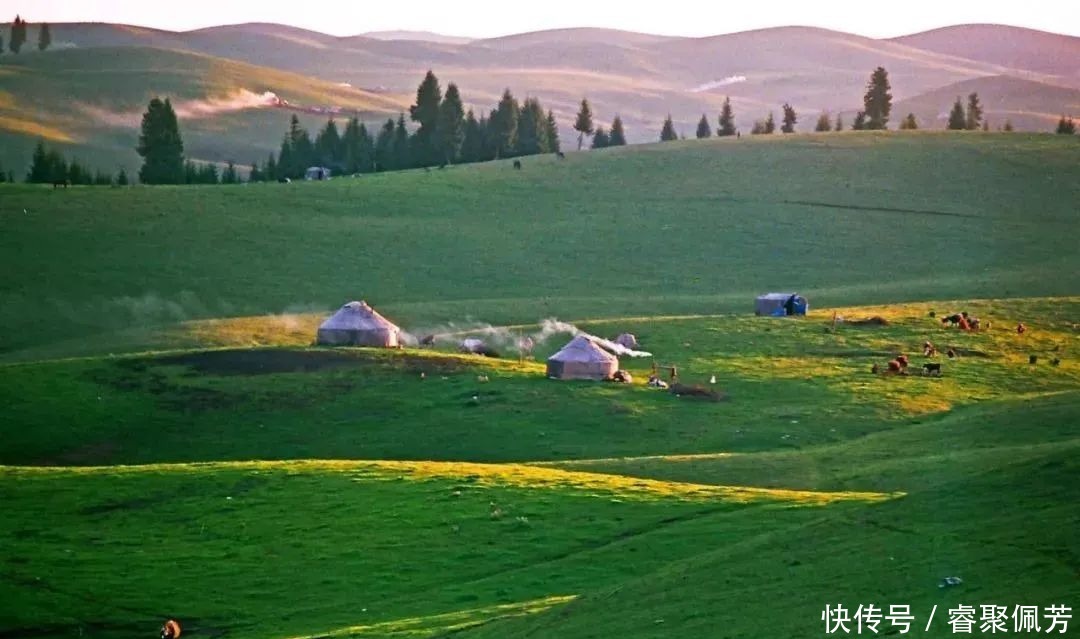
[0,459,899,505]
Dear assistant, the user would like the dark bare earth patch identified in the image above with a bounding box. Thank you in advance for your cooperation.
[785,199,976,219]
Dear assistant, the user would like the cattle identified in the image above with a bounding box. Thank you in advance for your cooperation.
[923,362,942,376]
[512,160,522,170]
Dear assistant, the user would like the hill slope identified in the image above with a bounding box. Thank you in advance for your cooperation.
[31,21,1074,143]
[893,75,1080,130]
[1,134,1078,357]
[0,46,406,175]
[891,24,1080,82]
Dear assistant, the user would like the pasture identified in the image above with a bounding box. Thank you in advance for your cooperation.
[1,134,1078,638]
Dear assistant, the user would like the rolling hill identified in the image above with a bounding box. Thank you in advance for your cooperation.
[891,24,1080,82]
[24,22,1080,149]
[893,74,1080,131]
[0,46,406,176]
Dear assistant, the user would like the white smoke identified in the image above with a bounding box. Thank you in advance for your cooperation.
[80,90,281,128]
[689,76,747,93]
[402,318,652,358]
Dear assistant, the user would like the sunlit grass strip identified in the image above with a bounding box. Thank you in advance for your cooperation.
[284,595,577,639]
[0,459,900,505]
[534,452,739,466]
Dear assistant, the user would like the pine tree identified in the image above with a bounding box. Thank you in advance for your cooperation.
[947,98,966,130]
[609,116,627,146]
[436,83,466,163]
[276,138,293,178]
[116,168,129,186]
[409,70,442,166]
[490,89,520,158]
[0,161,5,182]
[781,104,797,133]
[1003,119,1014,132]
[265,153,277,180]
[288,115,314,174]
[763,112,776,134]
[222,161,238,184]
[9,15,27,54]
[460,110,484,164]
[982,120,989,132]
[341,118,374,174]
[750,120,765,135]
[67,158,87,185]
[38,22,50,51]
[1057,116,1077,135]
[249,163,262,182]
[591,126,610,149]
[834,113,843,132]
[94,170,112,186]
[852,111,867,130]
[863,66,892,130]
[814,112,831,132]
[545,109,560,153]
[965,92,983,130]
[659,115,678,141]
[573,98,594,150]
[374,118,394,171]
[899,113,918,130]
[695,114,711,139]
[717,97,736,136]
[136,97,185,184]
[314,119,341,169]
[27,140,49,182]
[393,113,411,169]
[183,160,198,184]
[516,97,548,156]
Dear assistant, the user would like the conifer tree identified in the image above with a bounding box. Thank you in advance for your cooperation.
[436,82,466,163]
[696,114,712,138]
[947,98,966,130]
[9,15,27,54]
[834,113,843,132]
[659,115,678,141]
[814,112,831,132]
[717,97,736,136]
[38,22,50,51]
[409,70,442,166]
[27,140,49,183]
[374,118,395,171]
[1057,116,1077,135]
[116,168,129,185]
[460,109,484,164]
[573,98,594,150]
[763,112,776,134]
[781,104,797,133]
[136,97,185,184]
[265,153,277,180]
[516,97,548,156]
[94,170,112,186]
[490,89,520,158]
[863,66,892,130]
[315,119,341,169]
[1003,119,1014,132]
[222,161,238,184]
[249,163,262,182]
[591,126,610,149]
[545,109,560,153]
[899,113,918,130]
[982,119,989,132]
[393,113,410,169]
[609,115,627,146]
[965,92,983,130]
[852,111,867,130]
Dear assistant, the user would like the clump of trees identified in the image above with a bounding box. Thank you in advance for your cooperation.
[26,140,120,185]
[4,16,49,53]
[751,112,775,135]
[253,70,568,181]
[946,93,985,131]
[1058,116,1077,135]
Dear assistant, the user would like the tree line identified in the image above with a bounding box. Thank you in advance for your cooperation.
[3,15,51,54]
[250,71,575,181]
[26,140,128,185]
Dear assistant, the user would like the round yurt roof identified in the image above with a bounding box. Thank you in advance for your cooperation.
[319,301,400,332]
[548,335,618,364]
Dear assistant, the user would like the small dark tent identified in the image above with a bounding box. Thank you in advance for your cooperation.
[755,293,808,316]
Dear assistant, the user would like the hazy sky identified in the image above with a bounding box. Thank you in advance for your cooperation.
[18,0,1080,38]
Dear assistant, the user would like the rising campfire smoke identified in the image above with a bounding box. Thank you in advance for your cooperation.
[402,318,652,358]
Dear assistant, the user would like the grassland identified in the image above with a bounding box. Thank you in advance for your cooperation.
[1,135,1078,638]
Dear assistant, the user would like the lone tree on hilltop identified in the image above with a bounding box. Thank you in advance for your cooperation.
[136,97,185,184]
[965,92,983,130]
[781,103,797,133]
[659,115,678,141]
[814,112,832,132]
[38,22,50,51]
[696,114,712,138]
[717,97,736,136]
[863,66,892,130]
[573,98,594,150]
[609,115,627,146]
[947,97,966,130]
[1057,116,1076,135]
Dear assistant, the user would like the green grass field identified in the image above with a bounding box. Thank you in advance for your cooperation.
[1,134,1078,638]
